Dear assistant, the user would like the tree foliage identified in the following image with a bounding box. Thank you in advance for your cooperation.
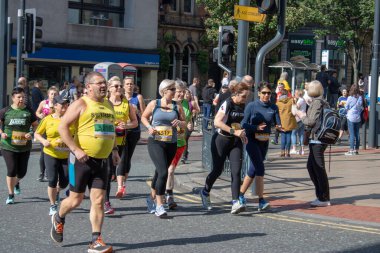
[301,0,375,83]
[197,0,375,82]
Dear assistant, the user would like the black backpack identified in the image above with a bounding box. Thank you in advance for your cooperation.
[313,99,341,144]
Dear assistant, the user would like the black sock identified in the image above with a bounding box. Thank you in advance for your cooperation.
[239,192,245,196]
[166,189,173,195]
[55,214,65,224]
[15,182,20,188]
[8,194,14,199]
[202,188,209,196]
[259,197,264,202]
[92,232,101,243]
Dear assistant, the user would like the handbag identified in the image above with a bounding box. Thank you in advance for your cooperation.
[361,106,369,124]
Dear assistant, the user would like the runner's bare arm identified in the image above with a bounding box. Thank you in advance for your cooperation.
[138,94,146,114]
[126,105,138,129]
[141,100,156,135]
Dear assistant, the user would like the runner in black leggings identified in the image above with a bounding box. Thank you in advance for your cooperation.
[239,83,282,212]
[200,82,249,214]
[141,79,186,217]
[124,77,146,190]
[105,76,137,214]
[0,87,38,204]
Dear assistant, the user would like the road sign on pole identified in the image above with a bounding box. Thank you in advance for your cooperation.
[234,5,266,23]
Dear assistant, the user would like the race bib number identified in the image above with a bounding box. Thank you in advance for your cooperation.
[154,126,173,142]
[94,119,115,139]
[11,131,27,146]
[255,133,270,142]
[52,138,69,152]
[231,123,241,130]
[177,126,186,139]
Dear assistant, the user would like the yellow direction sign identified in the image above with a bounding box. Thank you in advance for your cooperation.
[234,5,266,23]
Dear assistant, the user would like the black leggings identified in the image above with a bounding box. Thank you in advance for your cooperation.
[246,139,269,177]
[1,149,30,178]
[148,138,177,195]
[205,133,243,200]
[183,130,193,159]
[307,144,330,201]
[39,144,46,177]
[44,153,69,189]
[117,131,140,175]
[106,147,123,202]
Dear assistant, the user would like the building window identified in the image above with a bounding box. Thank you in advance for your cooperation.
[168,45,177,80]
[170,0,177,11]
[182,46,192,84]
[184,0,193,14]
[68,0,124,27]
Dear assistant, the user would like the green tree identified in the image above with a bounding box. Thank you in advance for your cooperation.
[297,0,375,83]
[197,1,313,54]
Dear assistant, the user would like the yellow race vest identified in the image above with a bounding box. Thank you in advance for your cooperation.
[76,96,115,159]
[111,98,130,146]
[35,115,75,159]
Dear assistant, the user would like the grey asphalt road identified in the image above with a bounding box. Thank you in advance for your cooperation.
[1,140,380,253]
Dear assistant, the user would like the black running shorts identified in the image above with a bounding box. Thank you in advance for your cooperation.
[68,153,108,193]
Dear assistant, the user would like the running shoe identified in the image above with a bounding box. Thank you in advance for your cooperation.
[50,213,64,243]
[49,204,58,216]
[6,196,14,205]
[115,186,126,199]
[258,199,270,211]
[166,195,178,210]
[155,205,167,217]
[231,200,243,214]
[200,190,212,211]
[146,195,156,214]
[310,199,331,207]
[353,150,359,155]
[239,195,247,212]
[88,235,113,253]
[104,201,115,215]
[14,183,21,195]
[345,150,354,156]
[290,149,298,155]
[299,149,305,155]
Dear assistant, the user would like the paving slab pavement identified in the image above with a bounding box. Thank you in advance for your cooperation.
[175,143,380,224]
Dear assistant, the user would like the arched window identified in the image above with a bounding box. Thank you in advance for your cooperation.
[182,45,192,84]
[167,45,176,79]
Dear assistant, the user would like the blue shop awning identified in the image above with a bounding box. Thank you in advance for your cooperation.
[11,45,160,68]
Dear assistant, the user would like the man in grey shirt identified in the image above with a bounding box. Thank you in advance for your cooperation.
[189,77,200,109]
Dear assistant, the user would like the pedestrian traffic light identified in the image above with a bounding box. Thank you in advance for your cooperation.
[219,27,235,62]
[24,9,43,53]
[256,0,278,14]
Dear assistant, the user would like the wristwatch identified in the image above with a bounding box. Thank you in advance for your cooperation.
[229,128,235,135]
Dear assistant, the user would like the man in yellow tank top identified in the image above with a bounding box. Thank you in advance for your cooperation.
[50,72,120,253]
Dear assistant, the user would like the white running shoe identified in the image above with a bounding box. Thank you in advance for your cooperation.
[231,200,243,214]
[290,149,298,155]
[155,205,167,217]
[310,199,331,207]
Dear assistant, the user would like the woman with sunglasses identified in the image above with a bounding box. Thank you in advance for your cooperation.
[200,82,249,214]
[104,76,138,214]
[141,79,186,217]
[239,83,282,212]
[0,87,38,204]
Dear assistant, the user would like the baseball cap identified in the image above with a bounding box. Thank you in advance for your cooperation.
[53,94,69,104]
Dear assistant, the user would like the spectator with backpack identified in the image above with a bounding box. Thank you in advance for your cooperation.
[295,80,331,207]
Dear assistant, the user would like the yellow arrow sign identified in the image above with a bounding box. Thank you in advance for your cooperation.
[234,5,266,23]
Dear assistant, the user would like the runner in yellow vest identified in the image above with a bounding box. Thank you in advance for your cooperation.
[34,95,74,216]
[50,72,120,253]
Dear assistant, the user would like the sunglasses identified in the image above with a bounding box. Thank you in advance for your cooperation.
[168,87,176,92]
[111,85,121,89]
[261,91,271,95]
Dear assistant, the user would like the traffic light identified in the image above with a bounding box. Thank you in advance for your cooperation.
[256,0,278,14]
[219,27,235,62]
[24,9,43,53]
[24,13,33,53]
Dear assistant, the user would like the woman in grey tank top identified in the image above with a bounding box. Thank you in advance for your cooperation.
[141,79,186,217]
